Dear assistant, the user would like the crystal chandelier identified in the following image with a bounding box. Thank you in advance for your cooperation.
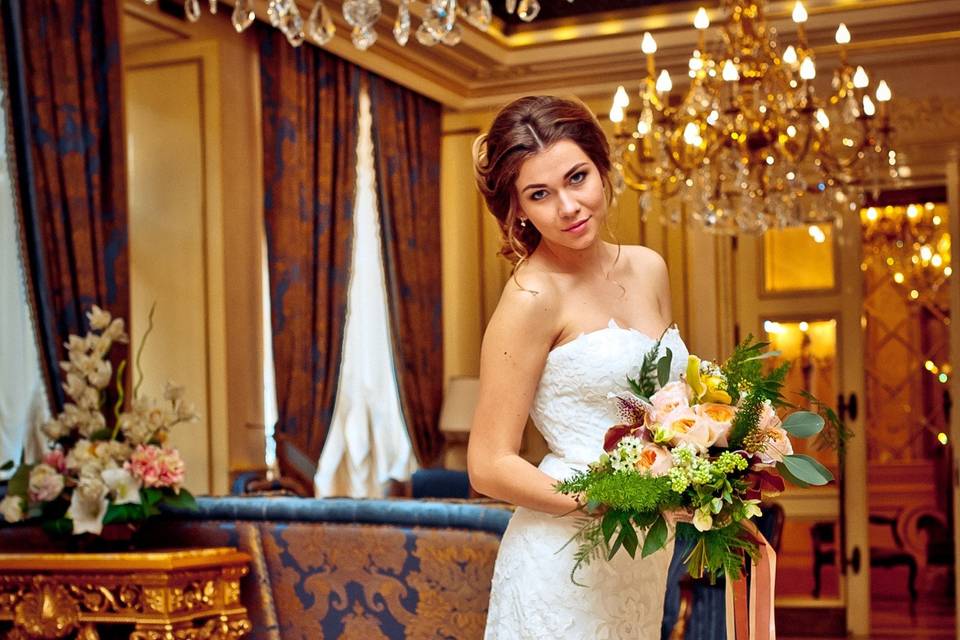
[609,0,897,234]
[167,0,544,50]
[861,203,952,310]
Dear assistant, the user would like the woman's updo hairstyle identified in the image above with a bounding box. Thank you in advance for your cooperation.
[473,95,613,265]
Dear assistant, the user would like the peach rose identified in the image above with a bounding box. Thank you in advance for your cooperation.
[694,403,736,448]
[634,444,674,477]
[650,381,692,421]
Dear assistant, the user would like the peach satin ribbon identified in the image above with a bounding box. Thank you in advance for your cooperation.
[725,525,777,640]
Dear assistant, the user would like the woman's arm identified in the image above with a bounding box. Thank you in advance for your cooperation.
[466,279,580,516]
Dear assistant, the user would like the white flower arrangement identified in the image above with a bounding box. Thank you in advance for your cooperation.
[1,306,199,536]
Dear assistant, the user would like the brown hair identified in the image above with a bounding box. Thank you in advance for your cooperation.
[473,95,614,266]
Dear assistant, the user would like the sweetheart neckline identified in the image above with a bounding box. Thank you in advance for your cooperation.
[547,320,680,359]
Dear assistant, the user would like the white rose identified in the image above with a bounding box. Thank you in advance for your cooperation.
[650,381,692,421]
[28,464,65,502]
[0,495,24,523]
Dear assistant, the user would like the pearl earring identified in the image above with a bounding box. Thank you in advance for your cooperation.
[520,218,527,228]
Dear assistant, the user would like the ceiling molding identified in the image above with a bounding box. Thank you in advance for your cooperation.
[125,0,960,112]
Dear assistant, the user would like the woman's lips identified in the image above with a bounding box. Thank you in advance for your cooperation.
[563,216,591,233]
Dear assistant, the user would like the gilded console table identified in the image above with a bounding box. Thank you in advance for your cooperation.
[0,547,251,640]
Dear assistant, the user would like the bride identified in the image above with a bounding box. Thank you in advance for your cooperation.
[467,95,689,639]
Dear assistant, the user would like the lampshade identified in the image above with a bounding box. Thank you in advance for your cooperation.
[439,377,480,434]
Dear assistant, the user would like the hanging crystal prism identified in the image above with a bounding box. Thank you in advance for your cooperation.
[307,1,336,45]
[505,0,517,14]
[352,25,378,50]
[266,0,288,27]
[442,23,462,45]
[463,0,492,31]
[517,0,540,22]
[209,0,217,15]
[185,0,202,22]
[394,0,411,46]
[343,0,382,29]
[415,22,440,46]
[281,3,305,46]
[232,0,256,32]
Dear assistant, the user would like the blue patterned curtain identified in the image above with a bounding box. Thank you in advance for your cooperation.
[1,0,130,411]
[368,75,445,466]
[259,26,361,492]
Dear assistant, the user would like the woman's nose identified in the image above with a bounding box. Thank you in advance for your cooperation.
[557,190,580,217]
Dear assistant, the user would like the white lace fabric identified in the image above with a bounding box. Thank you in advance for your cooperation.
[485,319,689,639]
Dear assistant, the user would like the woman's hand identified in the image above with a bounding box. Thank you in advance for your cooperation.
[664,507,695,525]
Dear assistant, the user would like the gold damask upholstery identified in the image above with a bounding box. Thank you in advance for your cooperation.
[0,498,510,639]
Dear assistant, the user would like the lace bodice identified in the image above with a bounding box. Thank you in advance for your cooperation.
[532,318,689,480]
[485,320,688,639]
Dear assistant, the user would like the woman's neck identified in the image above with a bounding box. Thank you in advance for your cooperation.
[536,238,615,278]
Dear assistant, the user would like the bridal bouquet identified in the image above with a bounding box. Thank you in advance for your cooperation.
[0,306,198,536]
[555,336,839,583]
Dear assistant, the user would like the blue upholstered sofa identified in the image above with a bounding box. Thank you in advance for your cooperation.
[0,497,512,639]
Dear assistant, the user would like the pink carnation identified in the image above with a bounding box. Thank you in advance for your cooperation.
[42,448,67,473]
[125,444,186,491]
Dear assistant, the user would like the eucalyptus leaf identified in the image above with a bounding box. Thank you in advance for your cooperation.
[641,514,668,558]
[776,461,813,488]
[657,348,673,388]
[782,411,825,438]
[780,454,834,486]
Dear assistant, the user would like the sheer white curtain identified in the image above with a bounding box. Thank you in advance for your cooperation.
[313,83,416,497]
[0,79,49,472]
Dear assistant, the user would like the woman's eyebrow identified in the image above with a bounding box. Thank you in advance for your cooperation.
[521,162,588,193]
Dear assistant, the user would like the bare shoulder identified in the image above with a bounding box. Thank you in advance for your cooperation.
[485,267,561,355]
[619,244,668,277]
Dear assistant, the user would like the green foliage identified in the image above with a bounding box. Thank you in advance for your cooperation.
[798,390,853,459]
[627,339,664,400]
[719,336,773,403]
[778,454,834,486]
[725,360,790,450]
[7,463,33,498]
[657,349,673,388]
[781,411,825,438]
[641,514,668,558]
[677,521,760,582]
[556,470,680,513]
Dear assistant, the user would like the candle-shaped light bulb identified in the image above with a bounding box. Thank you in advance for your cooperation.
[637,119,651,135]
[641,32,657,54]
[863,95,876,116]
[799,57,816,80]
[614,85,630,109]
[722,59,739,81]
[853,66,869,88]
[782,45,798,65]
[683,122,703,145]
[610,104,624,124]
[656,70,673,93]
[815,108,830,129]
[835,23,850,45]
[694,7,710,29]
[876,80,892,102]
[792,0,808,23]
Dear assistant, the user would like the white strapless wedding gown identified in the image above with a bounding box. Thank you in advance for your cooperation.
[485,319,690,640]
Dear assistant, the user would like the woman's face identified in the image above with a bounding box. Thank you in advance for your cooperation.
[515,139,606,252]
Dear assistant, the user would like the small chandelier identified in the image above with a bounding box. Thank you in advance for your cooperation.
[861,203,952,311]
[171,0,543,50]
[609,0,896,234]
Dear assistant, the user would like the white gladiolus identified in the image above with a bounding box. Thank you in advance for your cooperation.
[102,468,142,505]
[66,491,109,535]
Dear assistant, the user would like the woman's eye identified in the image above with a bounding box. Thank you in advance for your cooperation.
[570,171,587,184]
[531,190,548,201]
